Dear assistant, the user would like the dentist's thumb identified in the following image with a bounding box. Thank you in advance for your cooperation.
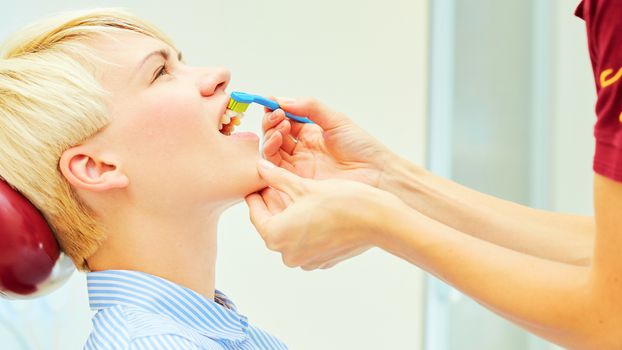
[256,159,307,199]
[277,97,350,131]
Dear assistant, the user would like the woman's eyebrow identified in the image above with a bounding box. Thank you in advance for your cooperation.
[135,48,182,72]
[136,49,169,72]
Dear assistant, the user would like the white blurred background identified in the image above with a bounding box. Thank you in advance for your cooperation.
[0,0,594,349]
[1,1,427,349]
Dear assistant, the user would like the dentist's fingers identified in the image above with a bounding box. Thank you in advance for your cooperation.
[300,251,342,271]
[246,191,291,250]
[303,245,369,271]
[301,263,321,271]
[262,95,278,114]
[264,115,298,156]
[245,193,272,236]
[262,109,286,134]
[262,151,296,175]
[300,250,348,270]
[260,187,289,214]
[281,127,299,153]
[275,149,295,166]
[263,101,311,140]
[263,118,290,142]
[277,97,351,131]
[264,107,321,150]
[263,120,293,162]
[301,259,342,271]
[319,260,340,270]
[262,130,283,161]
[256,159,306,198]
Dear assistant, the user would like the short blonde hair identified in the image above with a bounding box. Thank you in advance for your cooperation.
[0,9,176,270]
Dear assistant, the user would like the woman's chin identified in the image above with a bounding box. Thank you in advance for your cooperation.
[217,176,266,205]
[205,154,267,205]
[241,176,268,197]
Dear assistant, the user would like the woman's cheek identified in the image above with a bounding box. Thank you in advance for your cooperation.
[143,96,206,142]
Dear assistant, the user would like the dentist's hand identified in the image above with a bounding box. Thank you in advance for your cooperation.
[261,98,396,188]
[246,159,408,270]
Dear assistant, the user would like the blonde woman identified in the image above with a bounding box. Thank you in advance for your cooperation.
[0,9,287,349]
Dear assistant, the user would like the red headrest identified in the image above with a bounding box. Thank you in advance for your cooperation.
[0,179,74,299]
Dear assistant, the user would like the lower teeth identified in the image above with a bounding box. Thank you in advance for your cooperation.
[219,112,243,135]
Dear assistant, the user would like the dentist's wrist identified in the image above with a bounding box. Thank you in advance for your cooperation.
[365,188,418,251]
[377,154,425,207]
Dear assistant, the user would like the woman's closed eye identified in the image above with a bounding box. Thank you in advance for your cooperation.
[152,64,168,82]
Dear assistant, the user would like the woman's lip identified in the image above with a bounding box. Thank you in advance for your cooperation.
[230,131,259,139]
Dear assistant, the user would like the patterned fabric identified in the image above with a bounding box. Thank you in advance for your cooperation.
[576,0,622,181]
[83,270,288,349]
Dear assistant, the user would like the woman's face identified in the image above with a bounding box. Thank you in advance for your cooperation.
[88,31,263,212]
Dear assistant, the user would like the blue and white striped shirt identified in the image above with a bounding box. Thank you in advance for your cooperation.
[83,270,288,349]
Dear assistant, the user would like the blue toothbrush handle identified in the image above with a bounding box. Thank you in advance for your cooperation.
[252,95,314,124]
[283,112,314,124]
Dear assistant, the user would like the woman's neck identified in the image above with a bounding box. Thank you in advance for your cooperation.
[87,206,221,300]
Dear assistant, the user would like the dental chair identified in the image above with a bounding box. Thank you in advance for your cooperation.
[0,179,74,299]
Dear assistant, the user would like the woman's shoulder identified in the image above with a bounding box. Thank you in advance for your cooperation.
[84,305,208,349]
[84,305,131,349]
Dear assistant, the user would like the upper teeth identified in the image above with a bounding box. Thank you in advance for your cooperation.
[219,109,244,130]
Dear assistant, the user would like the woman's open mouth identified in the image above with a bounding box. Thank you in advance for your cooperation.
[219,109,244,136]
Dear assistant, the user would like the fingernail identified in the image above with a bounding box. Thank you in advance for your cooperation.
[259,159,276,169]
[278,97,296,105]
[276,120,288,130]
[269,112,280,121]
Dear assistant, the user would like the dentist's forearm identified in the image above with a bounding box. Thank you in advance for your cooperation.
[374,207,600,349]
[378,155,594,265]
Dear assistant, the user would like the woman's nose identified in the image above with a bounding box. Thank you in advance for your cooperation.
[197,68,231,97]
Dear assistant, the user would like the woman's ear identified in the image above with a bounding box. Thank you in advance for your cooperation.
[59,146,129,192]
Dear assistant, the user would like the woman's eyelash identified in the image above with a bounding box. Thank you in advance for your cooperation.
[153,64,167,81]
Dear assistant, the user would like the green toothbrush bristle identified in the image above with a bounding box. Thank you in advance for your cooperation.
[227,99,250,113]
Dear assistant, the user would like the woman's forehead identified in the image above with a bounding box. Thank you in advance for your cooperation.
[91,31,172,65]
[88,31,174,89]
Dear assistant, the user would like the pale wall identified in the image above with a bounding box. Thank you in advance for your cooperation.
[0,1,429,349]
[551,0,595,215]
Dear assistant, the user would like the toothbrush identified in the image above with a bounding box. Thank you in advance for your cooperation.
[227,92,314,124]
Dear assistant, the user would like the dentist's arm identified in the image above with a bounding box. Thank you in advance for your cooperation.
[381,158,594,265]
[246,164,621,349]
[259,99,594,265]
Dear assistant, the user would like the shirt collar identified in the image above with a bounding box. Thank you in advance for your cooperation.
[87,269,249,342]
